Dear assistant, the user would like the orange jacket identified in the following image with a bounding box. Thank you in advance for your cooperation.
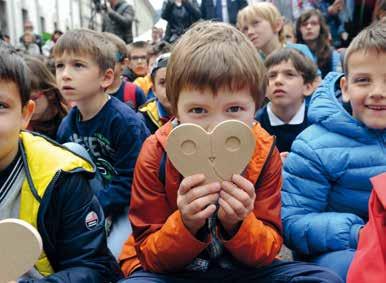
[120,121,283,276]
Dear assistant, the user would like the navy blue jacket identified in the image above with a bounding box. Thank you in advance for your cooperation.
[200,0,248,25]
[19,133,123,282]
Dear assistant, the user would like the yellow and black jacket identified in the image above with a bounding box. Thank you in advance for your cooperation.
[138,98,171,134]
[18,131,122,282]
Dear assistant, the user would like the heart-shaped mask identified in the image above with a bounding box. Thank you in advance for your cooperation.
[0,219,42,282]
[166,120,256,184]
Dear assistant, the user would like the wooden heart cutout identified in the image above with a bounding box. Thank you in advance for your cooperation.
[166,120,256,184]
[0,219,43,282]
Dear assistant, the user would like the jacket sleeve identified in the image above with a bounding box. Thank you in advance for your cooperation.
[96,118,148,216]
[221,148,283,266]
[129,136,210,273]
[282,137,364,256]
[161,0,175,21]
[107,4,135,28]
[21,174,123,283]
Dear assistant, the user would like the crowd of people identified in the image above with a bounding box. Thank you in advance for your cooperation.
[0,0,385,282]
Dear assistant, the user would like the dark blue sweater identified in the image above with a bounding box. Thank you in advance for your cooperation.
[56,96,149,216]
[255,104,310,153]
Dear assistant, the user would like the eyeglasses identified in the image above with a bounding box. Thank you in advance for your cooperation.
[130,55,147,62]
[301,21,319,27]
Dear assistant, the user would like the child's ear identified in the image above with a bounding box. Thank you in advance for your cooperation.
[100,68,115,89]
[124,58,129,67]
[274,17,284,34]
[340,76,350,102]
[21,100,35,129]
[303,82,314,97]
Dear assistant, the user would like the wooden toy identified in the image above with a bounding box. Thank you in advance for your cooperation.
[0,219,43,282]
[166,120,256,184]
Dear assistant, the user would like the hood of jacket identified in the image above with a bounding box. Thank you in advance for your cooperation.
[308,72,385,143]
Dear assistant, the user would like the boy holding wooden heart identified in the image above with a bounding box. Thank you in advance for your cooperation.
[119,21,342,283]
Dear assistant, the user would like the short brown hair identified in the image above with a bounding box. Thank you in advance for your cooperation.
[127,41,149,59]
[52,29,115,72]
[265,48,317,84]
[166,21,266,115]
[0,46,31,106]
[103,32,129,60]
[344,21,386,75]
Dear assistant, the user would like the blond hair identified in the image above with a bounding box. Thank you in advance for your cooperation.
[237,2,284,43]
[344,21,386,75]
[52,29,116,72]
[166,21,266,115]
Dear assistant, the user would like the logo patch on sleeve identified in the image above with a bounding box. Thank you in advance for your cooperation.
[85,211,99,230]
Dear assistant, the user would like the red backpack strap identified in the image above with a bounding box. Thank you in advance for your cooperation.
[123,82,137,109]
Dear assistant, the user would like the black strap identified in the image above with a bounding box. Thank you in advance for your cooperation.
[158,152,167,186]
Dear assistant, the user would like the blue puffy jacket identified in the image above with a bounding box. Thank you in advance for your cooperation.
[282,72,386,257]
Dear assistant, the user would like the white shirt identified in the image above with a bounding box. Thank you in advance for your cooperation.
[267,101,306,126]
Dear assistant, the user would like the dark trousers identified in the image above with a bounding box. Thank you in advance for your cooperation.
[119,260,343,283]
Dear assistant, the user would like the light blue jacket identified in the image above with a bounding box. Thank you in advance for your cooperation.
[282,72,386,257]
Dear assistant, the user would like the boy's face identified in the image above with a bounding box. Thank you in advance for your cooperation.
[266,60,310,110]
[240,16,281,50]
[0,80,34,170]
[176,86,255,132]
[55,52,113,103]
[129,48,148,77]
[153,67,171,113]
[341,50,386,130]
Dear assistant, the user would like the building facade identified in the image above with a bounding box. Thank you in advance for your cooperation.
[1,0,156,46]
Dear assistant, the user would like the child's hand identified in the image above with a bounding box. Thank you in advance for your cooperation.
[218,174,256,236]
[177,174,221,235]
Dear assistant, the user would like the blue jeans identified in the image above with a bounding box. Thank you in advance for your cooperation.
[310,249,355,282]
[119,260,343,283]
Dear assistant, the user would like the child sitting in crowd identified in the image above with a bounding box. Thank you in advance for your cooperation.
[24,56,68,140]
[118,21,342,283]
[0,47,122,282]
[137,53,173,134]
[122,41,149,83]
[255,48,317,157]
[296,9,343,78]
[145,41,172,100]
[237,2,316,63]
[282,21,386,281]
[103,32,146,111]
[53,29,148,259]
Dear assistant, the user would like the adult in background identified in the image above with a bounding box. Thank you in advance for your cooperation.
[17,31,41,56]
[42,30,63,57]
[161,0,201,43]
[19,20,43,54]
[102,0,135,44]
[201,0,248,25]
[267,0,319,22]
